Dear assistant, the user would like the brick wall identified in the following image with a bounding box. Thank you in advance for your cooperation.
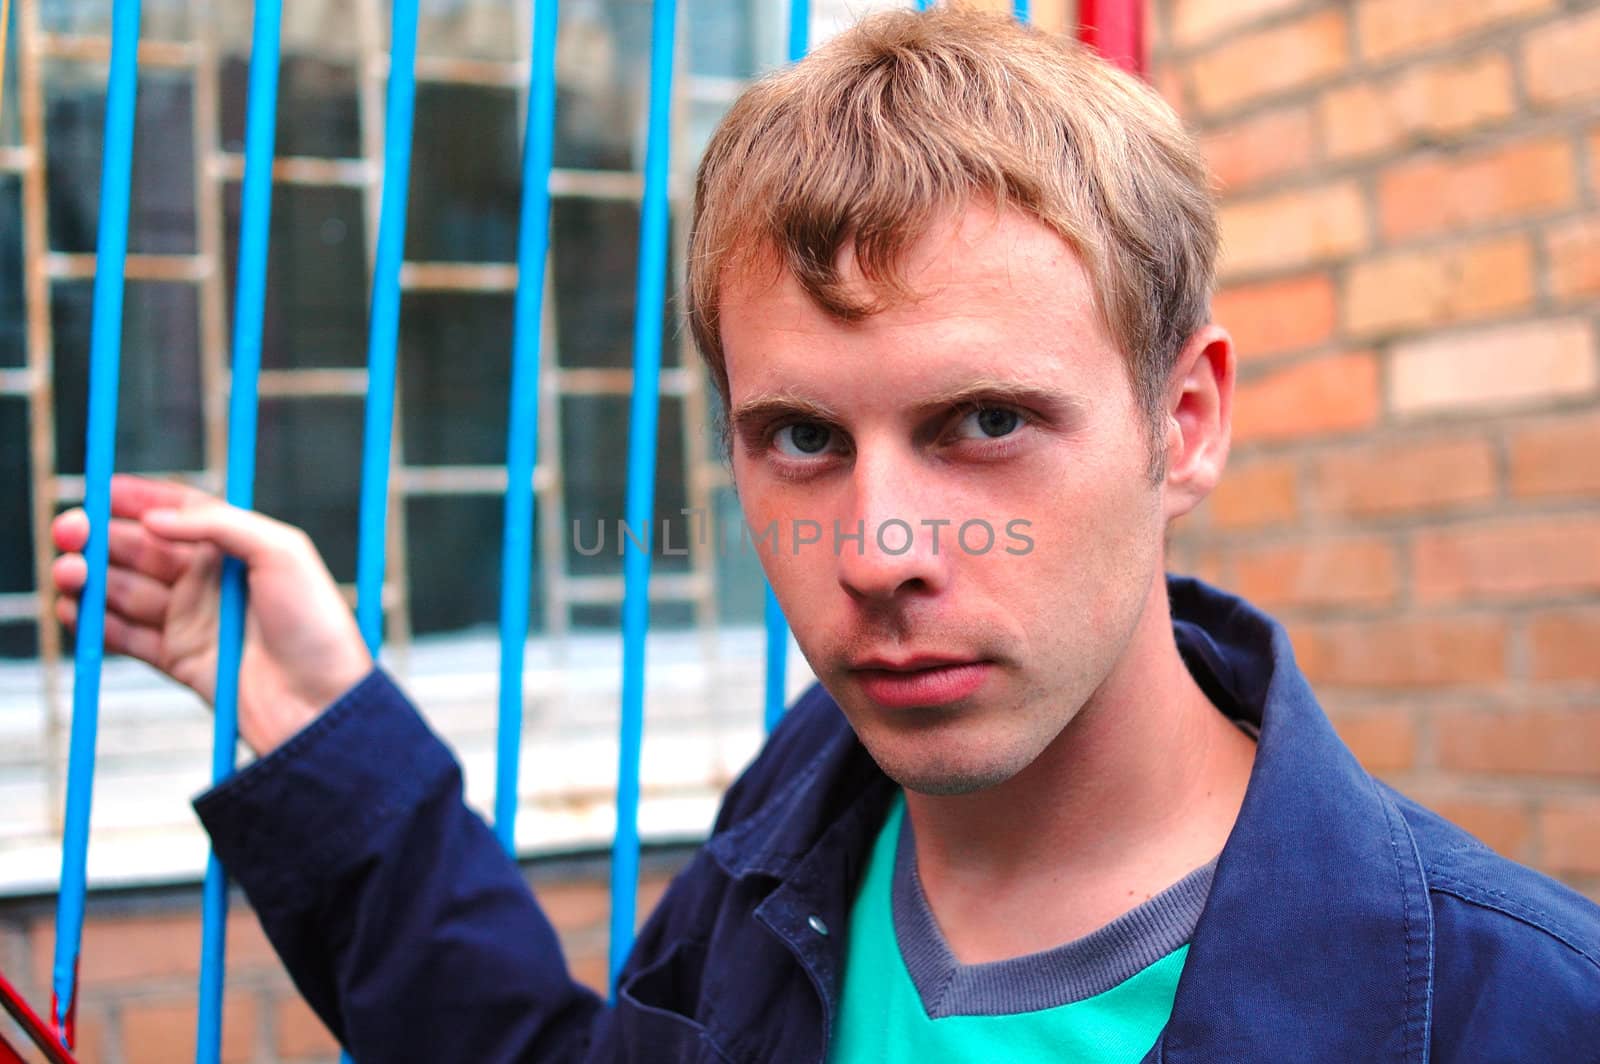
[0,855,683,1064]
[1153,0,1600,898]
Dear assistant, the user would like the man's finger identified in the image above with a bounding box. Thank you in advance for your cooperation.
[55,595,168,672]
[142,501,306,567]
[52,508,89,553]
[52,552,87,596]
[109,473,210,521]
[103,566,173,628]
[107,519,192,585]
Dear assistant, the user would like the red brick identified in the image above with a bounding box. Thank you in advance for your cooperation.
[1328,706,1419,772]
[1290,615,1507,688]
[1218,182,1366,278]
[1233,352,1380,442]
[1522,7,1600,105]
[1205,457,1298,529]
[1344,236,1535,338]
[1591,127,1600,197]
[1214,273,1337,362]
[532,879,611,935]
[1320,54,1516,161]
[1232,537,1399,609]
[1378,137,1577,243]
[1412,515,1600,604]
[275,995,338,1060]
[1152,64,1188,118]
[1546,214,1600,301]
[567,946,609,994]
[122,995,256,1064]
[1201,105,1316,192]
[1436,707,1600,777]
[31,912,202,989]
[1171,0,1305,47]
[1424,795,1533,858]
[1308,437,1496,518]
[1510,413,1600,499]
[1529,607,1600,682]
[225,906,280,972]
[1356,0,1556,63]
[1188,10,1349,116]
[1540,798,1600,877]
[1388,319,1596,417]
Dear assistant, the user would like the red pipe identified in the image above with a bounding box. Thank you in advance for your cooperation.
[1078,0,1146,76]
[0,1033,30,1064]
[0,967,77,1064]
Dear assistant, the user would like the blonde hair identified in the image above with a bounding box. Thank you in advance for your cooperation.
[687,5,1218,473]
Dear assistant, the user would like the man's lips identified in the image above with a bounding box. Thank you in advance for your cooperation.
[850,657,994,708]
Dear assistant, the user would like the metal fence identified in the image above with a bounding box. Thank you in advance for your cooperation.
[0,0,1141,1059]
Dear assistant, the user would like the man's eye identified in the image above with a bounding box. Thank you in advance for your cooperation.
[955,407,1023,440]
[773,422,834,457]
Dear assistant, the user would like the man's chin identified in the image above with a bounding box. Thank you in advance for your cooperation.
[860,735,1030,797]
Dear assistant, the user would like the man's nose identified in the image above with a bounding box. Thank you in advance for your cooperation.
[833,453,953,604]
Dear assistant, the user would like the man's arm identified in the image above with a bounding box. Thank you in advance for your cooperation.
[194,669,607,1062]
[49,475,614,1061]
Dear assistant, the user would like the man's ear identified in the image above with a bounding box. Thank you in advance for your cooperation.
[1161,324,1234,522]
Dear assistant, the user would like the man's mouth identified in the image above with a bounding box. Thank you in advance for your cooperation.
[850,657,993,709]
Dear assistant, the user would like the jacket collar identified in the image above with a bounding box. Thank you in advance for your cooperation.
[709,575,1434,1062]
[1158,576,1433,1063]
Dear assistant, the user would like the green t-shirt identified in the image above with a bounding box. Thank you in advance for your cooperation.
[828,794,1214,1063]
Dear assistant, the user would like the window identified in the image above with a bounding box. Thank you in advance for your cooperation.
[0,0,804,892]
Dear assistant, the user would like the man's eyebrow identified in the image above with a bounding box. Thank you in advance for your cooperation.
[732,393,844,451]
[728,380,1087,449]
[917,379,1088,416]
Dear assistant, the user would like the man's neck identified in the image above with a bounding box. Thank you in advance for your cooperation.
[902,573,1258,965]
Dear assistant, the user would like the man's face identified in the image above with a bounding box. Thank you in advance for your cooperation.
[721,208,1169,796]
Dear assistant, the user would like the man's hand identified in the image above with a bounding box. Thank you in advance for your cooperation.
[51,474,374,756]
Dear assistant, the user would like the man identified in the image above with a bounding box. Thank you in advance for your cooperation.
[51,7,1599,1062]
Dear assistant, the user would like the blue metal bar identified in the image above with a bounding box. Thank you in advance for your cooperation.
[51,0,141,1042]
[1014,0,1030,21]
[760,0,810,741]
[355,0,421,655]
[195,1,280,1060]
[762,587,789,732]
[787,0,809,61]
[493,0,560,857]
[608,0,678,994]
[915,0,932,12]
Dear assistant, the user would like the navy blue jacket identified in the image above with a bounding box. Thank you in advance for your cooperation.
[195,576,1600,1061]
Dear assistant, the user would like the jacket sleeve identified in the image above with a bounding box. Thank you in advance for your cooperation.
[193,668,607,1063]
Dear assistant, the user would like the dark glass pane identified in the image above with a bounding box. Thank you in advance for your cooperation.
[551,197,678,368]
[570,599,695,631]
[405,494,545,638]
[222,182,368,370]
[0,622,39,659]
[44,64,196,255]
[554,1,650,171]
[561,395,690,577]
[407,83,521,263]
[0,176,23,366]
[712,485,765,625]
[52,280,204,474]
[254,397,363,584]
[689,0,756,79]
[219,54,361,159]
[0,397,34,594]
[399,291,513,466]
